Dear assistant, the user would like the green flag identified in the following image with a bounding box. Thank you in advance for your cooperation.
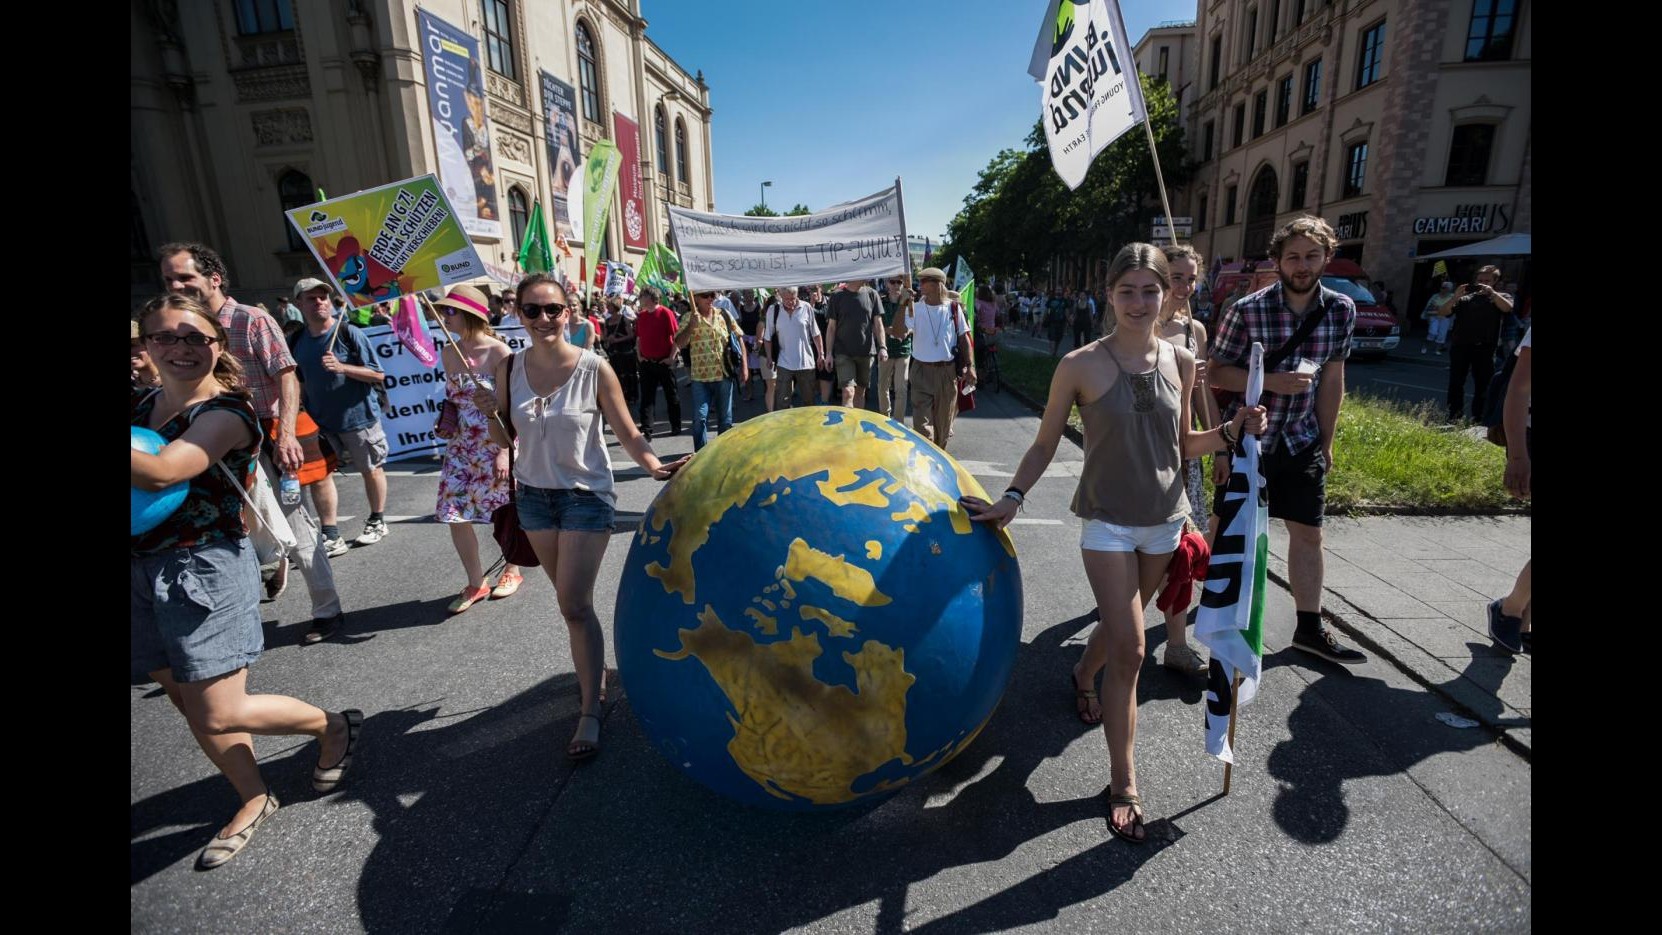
[657,244,686,294]
[581,139,623,253]
[960,277,975,333]
[516,199,554,274]
[637,243,669,295]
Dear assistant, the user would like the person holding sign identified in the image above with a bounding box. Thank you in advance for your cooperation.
[761,286,826,411]
[132,293,362,869]
[962,244,1266,844]
[1208,216,1366,665]
[432,285,525,612]
[473,274,689,760]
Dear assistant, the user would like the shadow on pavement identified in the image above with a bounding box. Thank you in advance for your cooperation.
[1266,647,1523,845]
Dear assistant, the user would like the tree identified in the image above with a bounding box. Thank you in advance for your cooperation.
[784,203,811,216]
[744,204,779,217]
[945,74,1192,287]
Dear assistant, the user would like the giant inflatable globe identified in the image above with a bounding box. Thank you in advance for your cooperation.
[615,407,1022,810]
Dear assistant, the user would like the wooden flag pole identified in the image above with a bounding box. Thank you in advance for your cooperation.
[418,292,512,436]
[1222,671,1244,794]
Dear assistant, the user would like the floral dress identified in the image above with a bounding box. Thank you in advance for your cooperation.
[434,370,514,524]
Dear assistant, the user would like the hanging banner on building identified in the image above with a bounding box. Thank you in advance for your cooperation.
[614,111,648,252]
[370,321,531,462]
[540,71,580,244]
[285,174,486,308]
[582,139,623,255]
[1026,0,1147,191]
[417,10,502,239]
[667,183,910,292]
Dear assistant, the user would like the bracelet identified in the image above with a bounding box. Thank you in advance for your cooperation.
[1003,485,1026,500]
[1218,421,1236,449]
[1001,489,1026,511]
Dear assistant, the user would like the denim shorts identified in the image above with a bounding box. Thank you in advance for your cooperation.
[131,536,265,683]
[516,484,616,533]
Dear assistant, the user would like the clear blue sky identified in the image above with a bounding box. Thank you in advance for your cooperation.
[643,0,1196,241]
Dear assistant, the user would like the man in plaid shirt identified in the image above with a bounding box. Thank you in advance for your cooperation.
[1208,216,1366,665]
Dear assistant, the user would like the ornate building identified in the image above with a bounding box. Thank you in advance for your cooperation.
[131,0,715,308]
[1181,0,1529,313]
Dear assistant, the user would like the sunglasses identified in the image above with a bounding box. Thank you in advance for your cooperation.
[695,293,716,300]
[521,301,568,319]
[500,297,518,306]
[145,332,218,347]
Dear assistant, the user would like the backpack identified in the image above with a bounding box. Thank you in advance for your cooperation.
[1481,349,1518,447]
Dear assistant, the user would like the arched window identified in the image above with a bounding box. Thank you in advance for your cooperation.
[576,21,602,124]
[655,105,669,174]
[675,118,689,184]
[509,186,529,249]
[278,169,314,252]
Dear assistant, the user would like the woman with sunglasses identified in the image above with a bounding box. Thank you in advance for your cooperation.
[432,284,524,612]
[132,293,362,869]
[473,273,689,760]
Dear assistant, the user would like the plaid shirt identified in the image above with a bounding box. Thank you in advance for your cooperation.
[1210,280,1355,456]
[215,297,296,420]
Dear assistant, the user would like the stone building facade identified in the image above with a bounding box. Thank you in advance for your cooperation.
[131,0,715,309]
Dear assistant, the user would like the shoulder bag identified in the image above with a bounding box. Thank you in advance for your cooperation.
[490,353,541,567]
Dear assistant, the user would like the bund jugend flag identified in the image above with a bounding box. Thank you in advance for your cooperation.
[1192,342,1268,764]
[1027,0,1147,190]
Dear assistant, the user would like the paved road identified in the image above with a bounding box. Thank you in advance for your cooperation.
[131,384,1530,932]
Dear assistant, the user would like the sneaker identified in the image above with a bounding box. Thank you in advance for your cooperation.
[1291,626,1368,665]
[1487,599,1524,654]
[355,519,389,546]
[303,612,344,645]
[490,570,524,600]
[263,555,289,602]
[322,536,350,558]
[1162,643,1208,676]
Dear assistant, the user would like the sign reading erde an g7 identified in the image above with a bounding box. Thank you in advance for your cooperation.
[285,175,487,309]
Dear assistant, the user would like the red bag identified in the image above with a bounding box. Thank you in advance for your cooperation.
[489,353,541,567]
[956,377,977,413]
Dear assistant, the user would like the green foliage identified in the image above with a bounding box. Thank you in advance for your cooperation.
[784,203,811,216]
[946,74,1193,283]
[744,204,779,217]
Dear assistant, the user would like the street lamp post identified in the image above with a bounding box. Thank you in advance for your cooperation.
[761,180,772,211]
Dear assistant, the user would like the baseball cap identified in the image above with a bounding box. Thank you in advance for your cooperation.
[292,277,331,299]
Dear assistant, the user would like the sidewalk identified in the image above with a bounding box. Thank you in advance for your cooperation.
[1266,516,1532,755]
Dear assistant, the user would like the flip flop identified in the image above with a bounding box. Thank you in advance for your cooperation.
[1106,792,1147,844]
[1070,672,1102,726]
[313,709,364,793]
[568,713,601,761]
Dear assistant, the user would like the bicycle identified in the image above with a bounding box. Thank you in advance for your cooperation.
[976,339,1002,394]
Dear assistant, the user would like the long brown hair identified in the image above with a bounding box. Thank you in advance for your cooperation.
[1160,243,1205,326]
[138,293,252,402]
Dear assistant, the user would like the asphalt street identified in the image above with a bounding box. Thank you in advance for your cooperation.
[130,380,1531,933]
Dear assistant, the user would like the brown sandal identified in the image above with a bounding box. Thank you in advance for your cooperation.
[1070,672,1102,725]
[1107,792,1147,844]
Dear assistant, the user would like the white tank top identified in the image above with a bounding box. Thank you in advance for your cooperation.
[508,349,615,506]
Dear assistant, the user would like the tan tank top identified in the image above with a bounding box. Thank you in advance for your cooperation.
[1069,340,1190,527]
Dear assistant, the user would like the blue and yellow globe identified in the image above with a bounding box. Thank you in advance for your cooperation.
[615,406,1022,810]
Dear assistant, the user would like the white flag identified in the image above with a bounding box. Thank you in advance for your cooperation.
[1192,343,1268,764]
[1028,0,1148,190]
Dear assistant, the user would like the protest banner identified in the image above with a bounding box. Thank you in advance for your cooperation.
[285,174,486,308]
[614,112,648,251]
[582,139,623,253]
[368,322,531,462]
[667,182,911,292]
[416,10,501,239]
[540,71,581,245]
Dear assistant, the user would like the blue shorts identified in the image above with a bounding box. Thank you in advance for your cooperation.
[131,537,265,683]
[516,484,615,533]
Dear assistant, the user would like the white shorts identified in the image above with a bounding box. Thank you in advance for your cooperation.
[1080,516,1185,553]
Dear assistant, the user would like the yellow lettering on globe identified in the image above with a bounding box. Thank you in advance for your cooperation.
[799,605,858,638]
[784,538,891,607]
[653,607,914,804]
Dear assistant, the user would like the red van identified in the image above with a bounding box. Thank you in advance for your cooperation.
[1205,258,1399,359]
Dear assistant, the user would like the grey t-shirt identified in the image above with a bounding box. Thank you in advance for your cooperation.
[826,286,883,358]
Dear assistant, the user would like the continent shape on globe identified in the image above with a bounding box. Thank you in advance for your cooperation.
[615,407,1022,811]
